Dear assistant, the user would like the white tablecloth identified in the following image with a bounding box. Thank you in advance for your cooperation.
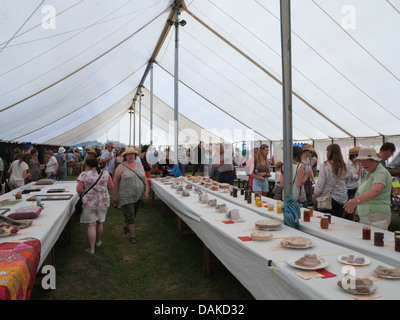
[151,179,400,300]
[0,181,79,268]
[193,183,400,269]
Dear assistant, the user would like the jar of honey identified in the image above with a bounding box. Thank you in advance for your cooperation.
[324,214,331,224]
[320,216,329,229]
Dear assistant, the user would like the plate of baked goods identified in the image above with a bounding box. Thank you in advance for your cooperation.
[337,276,377,295]
[255,219,282,231]
[250,231,273,241]
[337,254,370,266]
[286,254,327,270]
[373,265,400,279]
[281,236,313,249]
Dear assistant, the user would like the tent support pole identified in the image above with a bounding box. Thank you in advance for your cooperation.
[280,0,293,198]
[138,87,143,148]
[150,62,154,146]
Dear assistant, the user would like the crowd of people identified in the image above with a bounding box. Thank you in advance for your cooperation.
[277,142,400,231]
[2,140,400,255]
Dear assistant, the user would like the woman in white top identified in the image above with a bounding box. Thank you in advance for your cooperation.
[346,147,361,198]
[312,144,348,217]
[45,150,58,178]
[8,153,32,190]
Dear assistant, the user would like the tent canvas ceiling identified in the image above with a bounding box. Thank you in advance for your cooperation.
[1,0,400,147]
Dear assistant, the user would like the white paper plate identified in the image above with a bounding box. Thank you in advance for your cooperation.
[286,256,328,270]
[337,255,370,266]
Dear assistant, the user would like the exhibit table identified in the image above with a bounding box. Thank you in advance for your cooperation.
[151,179,400,300]
[190,183,400,269]
[0,180,79,268]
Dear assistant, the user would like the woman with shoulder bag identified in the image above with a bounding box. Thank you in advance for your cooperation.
[113,148,148,244]
[76,158,113,254]
[312,144,348,217]
[280,146,312,207]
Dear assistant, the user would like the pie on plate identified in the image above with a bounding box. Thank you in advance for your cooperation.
[251,231,273,241]
[255,219,282,230]
[281,237,312,248]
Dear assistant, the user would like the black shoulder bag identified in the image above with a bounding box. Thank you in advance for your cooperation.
[75,170,104,215]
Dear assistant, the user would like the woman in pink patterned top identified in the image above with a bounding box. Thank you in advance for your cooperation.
[77,158,114,254]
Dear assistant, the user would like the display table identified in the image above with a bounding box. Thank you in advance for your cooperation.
[0,181,79,268]
[151,178,400,300]
[191,183,400,269]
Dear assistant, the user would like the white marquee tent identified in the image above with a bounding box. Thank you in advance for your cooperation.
[1,0,400,164]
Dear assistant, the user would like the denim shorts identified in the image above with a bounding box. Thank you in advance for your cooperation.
[252,178,269,192]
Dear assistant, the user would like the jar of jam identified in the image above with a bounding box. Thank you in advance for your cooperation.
[320,216,329,229]
[240,188,244,195]
[303,210,310,222]
[247,194,252,204]
[244,191,248,201]
[374,232,384,247]
[232,187,238,198]
[362,227,371,240]
[394,231,400,241]
[395,236,400,252]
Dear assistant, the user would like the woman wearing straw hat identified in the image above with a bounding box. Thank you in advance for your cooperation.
[113,148,148,243]
[343,147,392,230]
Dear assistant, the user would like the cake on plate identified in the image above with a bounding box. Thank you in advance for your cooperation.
[295,254,321,268]
[374,265,400,278]
[216,204,228,213]
[226,209,240,220]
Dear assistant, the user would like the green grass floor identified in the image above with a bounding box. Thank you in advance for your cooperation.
[30,189,254,300]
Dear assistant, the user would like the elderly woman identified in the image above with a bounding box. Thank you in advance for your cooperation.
[113,148,148,244]
[77,158,113,254]
[312,144,348,217]
[343,147,392,230]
